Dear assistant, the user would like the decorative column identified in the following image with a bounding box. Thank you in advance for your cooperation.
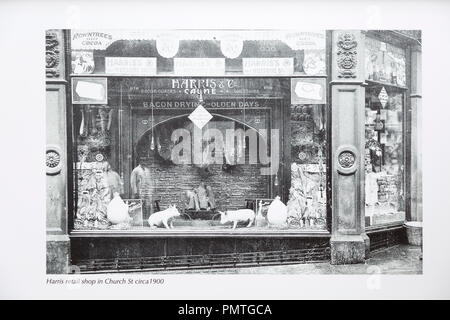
[330,31,367,264]
[409,43,422,222]
[46,30,70,273]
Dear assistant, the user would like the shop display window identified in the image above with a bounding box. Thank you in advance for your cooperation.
[364,84,406,226]
[365,36,407,87]
[286,104,327,230]
[71,76,328,232]
[69,30,329,233]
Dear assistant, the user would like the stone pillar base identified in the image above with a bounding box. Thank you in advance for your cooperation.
[47,234,70,274]
[330,235,366,265]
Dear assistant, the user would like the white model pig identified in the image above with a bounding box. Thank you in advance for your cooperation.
[218,209,256,230]
[147,205,180,229]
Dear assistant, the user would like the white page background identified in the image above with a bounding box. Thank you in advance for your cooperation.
[0,0,448,299]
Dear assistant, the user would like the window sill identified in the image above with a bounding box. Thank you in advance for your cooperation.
[69,229,331,238]
[365,221,405,233]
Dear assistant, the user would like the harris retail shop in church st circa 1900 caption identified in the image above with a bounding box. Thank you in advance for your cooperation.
[45,29,422,273]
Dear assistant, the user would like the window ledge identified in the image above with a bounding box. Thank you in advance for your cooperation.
[69,229,331,238]
[365,221,405,234]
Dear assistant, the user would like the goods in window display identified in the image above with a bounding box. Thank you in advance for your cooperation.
[302,50,326,75]
[81,106,112,149]
[74,168,110,230]
[365,37,406,86]
[364,86,405,226]
[77,145,89,163]
[267,196,288,226]
[365,171,379,206]
[97,108,113,133]
[89,108,97,135]
[71,77,331,232]
[255,200,268,228]
[184,183,216,211]
[147,205,181,229]
[125,199,144,227]
[366,138,383,172]
[287,163,327,229]
[107,192,132,225]
[374,114,385,132]
[185,190,200,211]
[71,51,95,74]
[291,106,314,147]
[371,210,405,225]
[196,183,209,209]
[79,106,87,137]
[218,209,256,230]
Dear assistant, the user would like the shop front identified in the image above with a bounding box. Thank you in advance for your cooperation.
[45,29,421,273]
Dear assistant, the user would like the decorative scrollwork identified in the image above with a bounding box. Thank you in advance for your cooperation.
[338,151,355,168]
[46,32,60,78]
[337,33,357,78]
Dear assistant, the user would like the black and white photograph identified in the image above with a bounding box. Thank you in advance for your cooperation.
[46,28,423,275]
[1,0,450,301]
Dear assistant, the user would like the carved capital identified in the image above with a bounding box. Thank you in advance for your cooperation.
[46,30,64,79]
[336,33,358,79]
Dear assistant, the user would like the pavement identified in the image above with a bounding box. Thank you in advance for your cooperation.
[157,244,422,274]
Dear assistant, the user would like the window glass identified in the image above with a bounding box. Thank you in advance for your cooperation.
[365,36,406,86]
[286,104,327,230]
[364,85,405,226]
[72,77,328,232]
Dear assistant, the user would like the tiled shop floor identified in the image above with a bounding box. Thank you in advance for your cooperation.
[154,245,422,274]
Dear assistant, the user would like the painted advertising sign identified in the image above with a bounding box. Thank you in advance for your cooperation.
[243,58,294,75]
[174,58,226,76]
[72,77,108,104]
[105,57,157,75]
[290,78,327,104]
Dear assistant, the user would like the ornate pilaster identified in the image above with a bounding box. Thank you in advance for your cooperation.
[46,30,65,80]
[409,43,422,222]
[330,30,367,264]
[46,29,70,274]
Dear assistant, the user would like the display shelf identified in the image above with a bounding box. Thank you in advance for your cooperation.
[365,79,408,91]
[70,229,331,238]
[365,220,404,233]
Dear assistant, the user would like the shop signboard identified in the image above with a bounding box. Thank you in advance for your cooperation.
[378,87,389,108]
[174,58,226,75]
[71,30,114,50]
[72,77,108,104]
[115,78,291,102]
[243,58,294,75]
[283,31,326,51]
[290,78,326,104]
[105,57,157,75]
[188,104,213,129]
